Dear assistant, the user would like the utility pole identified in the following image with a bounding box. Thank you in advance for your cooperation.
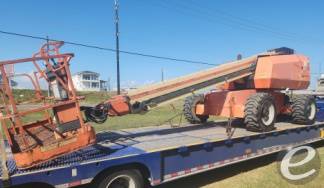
[319,62,322,77]
[107,77,111,92]
[46,36,51,97]
[237,54,242,60]
[114,0,121,94]
[161,68,164,82]
[46,36,50,49]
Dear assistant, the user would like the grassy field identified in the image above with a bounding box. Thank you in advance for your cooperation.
[78,91,113,104]
[94,100,191,131]
[86,98,223,131]
[8,89,112,104]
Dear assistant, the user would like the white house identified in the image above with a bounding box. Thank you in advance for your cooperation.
[72,71,107,92]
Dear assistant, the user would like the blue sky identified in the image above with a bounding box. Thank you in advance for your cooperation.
[0,0,324,89]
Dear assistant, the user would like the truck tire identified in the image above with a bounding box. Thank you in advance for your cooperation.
[244,93,276,132]
[183,94,209,124]
[97,169,144,188]
[291,95,316,125]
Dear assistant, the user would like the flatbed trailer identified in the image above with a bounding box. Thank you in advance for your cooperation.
[1,101,324,188]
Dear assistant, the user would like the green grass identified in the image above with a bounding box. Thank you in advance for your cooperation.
[15,99,223,131]
[77,91,112,104]
[5,88,228,131]
[94,100,187,131]
[4,102,182,130]
[20,111,49,124]
[204,148,324,188]
[92,99,224,131]
[2,89,112,104]
[10,89,47,103]
[6,89,203,130]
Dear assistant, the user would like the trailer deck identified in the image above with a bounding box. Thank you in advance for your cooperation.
[96,121,322,152]
[1,119,324,188]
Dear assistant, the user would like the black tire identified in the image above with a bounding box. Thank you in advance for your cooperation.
[183,94,209,124]
[291,95,316,125]
[97,169,144,188]
[244,93,277,132]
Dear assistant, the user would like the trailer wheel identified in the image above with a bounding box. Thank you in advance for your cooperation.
[183,94,209,124]
[97,169,144,188]
[291,95,316,124]
[244,93,276,132]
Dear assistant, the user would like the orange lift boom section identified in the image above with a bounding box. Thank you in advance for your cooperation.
[84,53,259,121]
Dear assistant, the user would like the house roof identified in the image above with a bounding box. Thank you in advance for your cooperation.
[74,71,100,76]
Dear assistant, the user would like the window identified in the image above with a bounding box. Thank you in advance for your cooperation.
[91,75,98,80]
[82,74,98,81]
[83,82,90,88]
[91,82,99,88]
[100,82,106,88]
[83,75,91,80]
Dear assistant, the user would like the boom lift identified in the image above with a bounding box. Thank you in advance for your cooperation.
[86,47,315,132]
[0,42,315,169]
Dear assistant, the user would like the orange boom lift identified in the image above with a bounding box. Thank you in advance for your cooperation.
[85,47,314,132]
[0,43,314,168]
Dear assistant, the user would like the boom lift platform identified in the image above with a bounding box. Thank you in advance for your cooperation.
[0,42,96,168]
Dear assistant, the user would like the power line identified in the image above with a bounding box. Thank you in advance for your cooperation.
[149,0,297,42]
[185,0,303,40]
[0,30,216,66]
[153,0,324,46]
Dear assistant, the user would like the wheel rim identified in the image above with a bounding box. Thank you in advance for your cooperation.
[106,175,136,188]
[261,102,275,126]
[307,101,316,120]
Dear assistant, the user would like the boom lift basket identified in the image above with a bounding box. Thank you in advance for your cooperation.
[0,42,95,168]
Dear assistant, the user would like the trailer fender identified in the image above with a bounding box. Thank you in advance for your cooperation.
[91,162,152,186]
